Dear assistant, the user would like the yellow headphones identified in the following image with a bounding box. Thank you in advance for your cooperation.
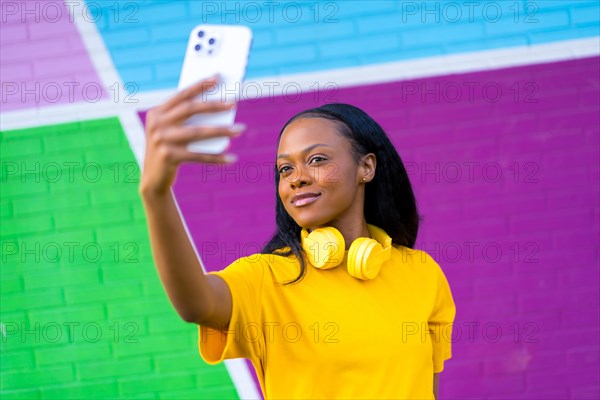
[300,224,392,280]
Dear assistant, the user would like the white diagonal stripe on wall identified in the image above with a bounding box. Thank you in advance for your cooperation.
[2,36,598,133]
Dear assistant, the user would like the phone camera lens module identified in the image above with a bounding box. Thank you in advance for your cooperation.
[208,38,216,45]
[198,30,205,38]
[194,44,201,51]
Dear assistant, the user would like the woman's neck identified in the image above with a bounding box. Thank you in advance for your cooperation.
[319,220,371,250]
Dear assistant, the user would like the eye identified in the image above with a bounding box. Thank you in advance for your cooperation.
[278,164,292,175]
[308,155,327,165]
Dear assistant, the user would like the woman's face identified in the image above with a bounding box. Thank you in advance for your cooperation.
[277,117,371,230]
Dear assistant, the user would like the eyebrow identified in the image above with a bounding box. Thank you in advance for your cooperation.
[277,143,331,160]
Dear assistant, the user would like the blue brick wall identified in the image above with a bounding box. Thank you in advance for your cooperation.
[90,0,600,92]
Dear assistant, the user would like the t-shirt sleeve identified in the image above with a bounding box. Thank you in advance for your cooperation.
[198,255,266,366]
[428,259,456,373]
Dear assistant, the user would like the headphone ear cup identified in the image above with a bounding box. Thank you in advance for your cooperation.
[302,227,345,269]
[347,238,383,280]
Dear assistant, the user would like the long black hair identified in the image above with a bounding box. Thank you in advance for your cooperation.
[262,103,419,284]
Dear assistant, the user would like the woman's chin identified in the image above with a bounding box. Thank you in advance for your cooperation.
[292,215,331,231]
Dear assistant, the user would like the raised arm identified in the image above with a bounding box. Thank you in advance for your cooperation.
[138,77,244,327]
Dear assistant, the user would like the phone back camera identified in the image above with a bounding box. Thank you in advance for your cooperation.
[194,30,220,56]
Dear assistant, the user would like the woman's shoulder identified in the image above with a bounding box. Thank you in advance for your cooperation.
[391,244,443,271]
[228,250,301,283]
[231,251,295,266]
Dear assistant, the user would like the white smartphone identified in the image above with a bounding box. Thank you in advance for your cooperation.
[177,24,252,154]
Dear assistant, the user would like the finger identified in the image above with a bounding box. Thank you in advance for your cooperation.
[168,124,246,145]
[174,148,238,164]
[161,76,220,112]
[163,100,236,124]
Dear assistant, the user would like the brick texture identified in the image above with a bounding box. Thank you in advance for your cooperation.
[89,0,600,91]
[0,119,234,398]
[0,0,107,111]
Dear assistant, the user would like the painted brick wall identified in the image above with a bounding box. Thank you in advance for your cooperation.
[90,0,600,91]
[170,56,600,398]
[0,119,236,399]
[0,0,107,111]
[1,0,599,398]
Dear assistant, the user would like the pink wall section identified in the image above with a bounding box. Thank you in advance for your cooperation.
[140,56,599,398]
[0,1,106,111]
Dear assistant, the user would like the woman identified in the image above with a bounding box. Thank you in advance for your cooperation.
[140,77,456,399]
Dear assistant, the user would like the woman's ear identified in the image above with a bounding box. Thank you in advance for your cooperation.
[359,153,377,183]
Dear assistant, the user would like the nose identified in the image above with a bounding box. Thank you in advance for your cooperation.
[287,164,312,189]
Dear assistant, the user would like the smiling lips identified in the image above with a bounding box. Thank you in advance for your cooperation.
[291,192,321,207]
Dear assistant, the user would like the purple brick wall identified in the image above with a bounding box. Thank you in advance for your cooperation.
[0,1,106,111]
[159,56,599,398]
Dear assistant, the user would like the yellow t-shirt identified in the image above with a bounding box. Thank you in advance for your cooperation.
[198,227,456,399]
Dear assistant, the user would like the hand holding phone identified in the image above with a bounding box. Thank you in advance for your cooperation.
[178,24,252,154]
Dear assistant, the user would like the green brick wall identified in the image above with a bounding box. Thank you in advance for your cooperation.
[0,118,238,399]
